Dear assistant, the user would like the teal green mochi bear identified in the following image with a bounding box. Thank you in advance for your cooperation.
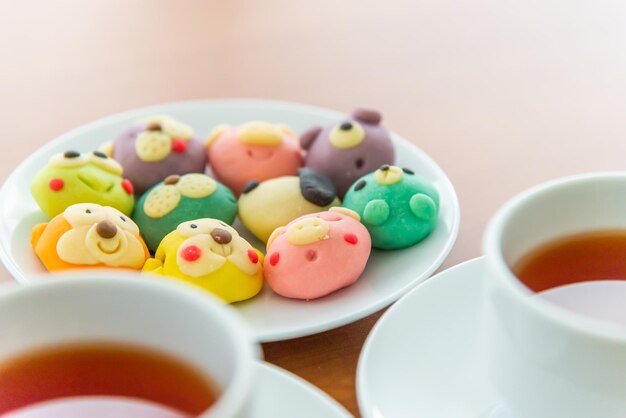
[133,173,237,252]
[342,165,439,250]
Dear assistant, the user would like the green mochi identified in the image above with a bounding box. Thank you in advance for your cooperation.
[342,170,439,250]
[31,161,134,219]
[133,180,238,252]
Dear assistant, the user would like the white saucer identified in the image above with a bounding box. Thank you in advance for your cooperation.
[0,99,459,342]
[252,362,351,418]
[357,257,501,418]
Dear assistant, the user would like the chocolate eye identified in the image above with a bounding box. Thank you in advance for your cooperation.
[93,151,108,159]
[86,209,92,214]
[64,150,80,159]
[190,223,198,229]
[402,167,415,175]
[380,164,390,171]
[339,121,353,131]
[120,216,127,222]
[354,180,367,191]
[355,158,364,169]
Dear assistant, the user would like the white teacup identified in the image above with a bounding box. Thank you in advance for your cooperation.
[483,173,626,418]
[0,271,260,418]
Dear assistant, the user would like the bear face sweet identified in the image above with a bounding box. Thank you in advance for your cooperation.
[142,218,263,303]
[342,165,439,250]
[133,173,238,252]
[106,115,208,195]
[237,168,341,243]
[30,150,135,219]
[206,121,303,195]
[300,108,395,197]
[263,207,371,300]
[31,203,150,272]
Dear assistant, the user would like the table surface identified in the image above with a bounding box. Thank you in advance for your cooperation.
[2,0,626,415]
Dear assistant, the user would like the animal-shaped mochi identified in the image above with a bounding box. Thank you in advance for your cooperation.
[103,115,207,195]
[206,121,303,195]
[143,219,263,303]
[30,150,135,219]
[264,207,371,300]
[342,165,439,250]
[133,173,237,252]
[31,203,150,272]
[300,108,395,197]
[237,168,341,243]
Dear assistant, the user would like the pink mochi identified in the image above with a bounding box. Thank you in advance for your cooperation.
[207,123,303,196]
[263,209,371,300]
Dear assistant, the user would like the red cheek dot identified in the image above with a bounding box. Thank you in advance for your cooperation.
[48,178,64,191]
[121,179,134,195]
[269,252,280,266]
[247,249,259,264]
[344,233,358,245]
[171,139,188,153]
[181,245,202,262]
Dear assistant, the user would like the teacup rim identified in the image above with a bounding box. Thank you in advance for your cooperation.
[0,271,259,418]
[483,170,626,343]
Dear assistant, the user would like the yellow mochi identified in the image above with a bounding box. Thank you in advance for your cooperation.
[143,219,264,304]
[238,176,340,243]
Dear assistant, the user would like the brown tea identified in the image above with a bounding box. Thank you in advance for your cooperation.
[0,342,217,416]
[513,229,626,293]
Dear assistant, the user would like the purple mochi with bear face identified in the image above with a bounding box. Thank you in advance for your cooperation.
[300,108,395,198]
[109,115,208,195]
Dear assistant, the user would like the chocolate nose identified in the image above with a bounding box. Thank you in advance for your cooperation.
[96,220,117,239]
[210,228,232,244]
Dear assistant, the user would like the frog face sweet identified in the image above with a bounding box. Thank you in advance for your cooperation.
[264,207,371,300]
[342,165,439,250]
[30,150,135,219]
[106,115,208,195]
[300,108,395,197]
[133,173,238,252]
[237,168,341,243]
[30,203,150,272]
[142,218,264,303]
[206,121,303,195]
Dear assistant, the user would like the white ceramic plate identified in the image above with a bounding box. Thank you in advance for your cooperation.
[357,257,504,418]
[251,362,352,418]
[0,99,459,342]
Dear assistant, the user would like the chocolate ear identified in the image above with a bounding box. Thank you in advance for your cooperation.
[298,168,337,206]
[352,108,382,125]
[300,126,322,149]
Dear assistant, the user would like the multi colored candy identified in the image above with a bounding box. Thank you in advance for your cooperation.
[30,150,135,219]
[103,115,208,194]
[237,168,341,242]
[143,219,264,303]
[31,203,149,271]
[300,108,395,197]
[342,165,439,250]
[206,121,303,195]
[132,173,237,252]
[26,110,441,303]
[264,207,371,300]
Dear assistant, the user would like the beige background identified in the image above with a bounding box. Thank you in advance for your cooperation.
[1,0,626,415]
